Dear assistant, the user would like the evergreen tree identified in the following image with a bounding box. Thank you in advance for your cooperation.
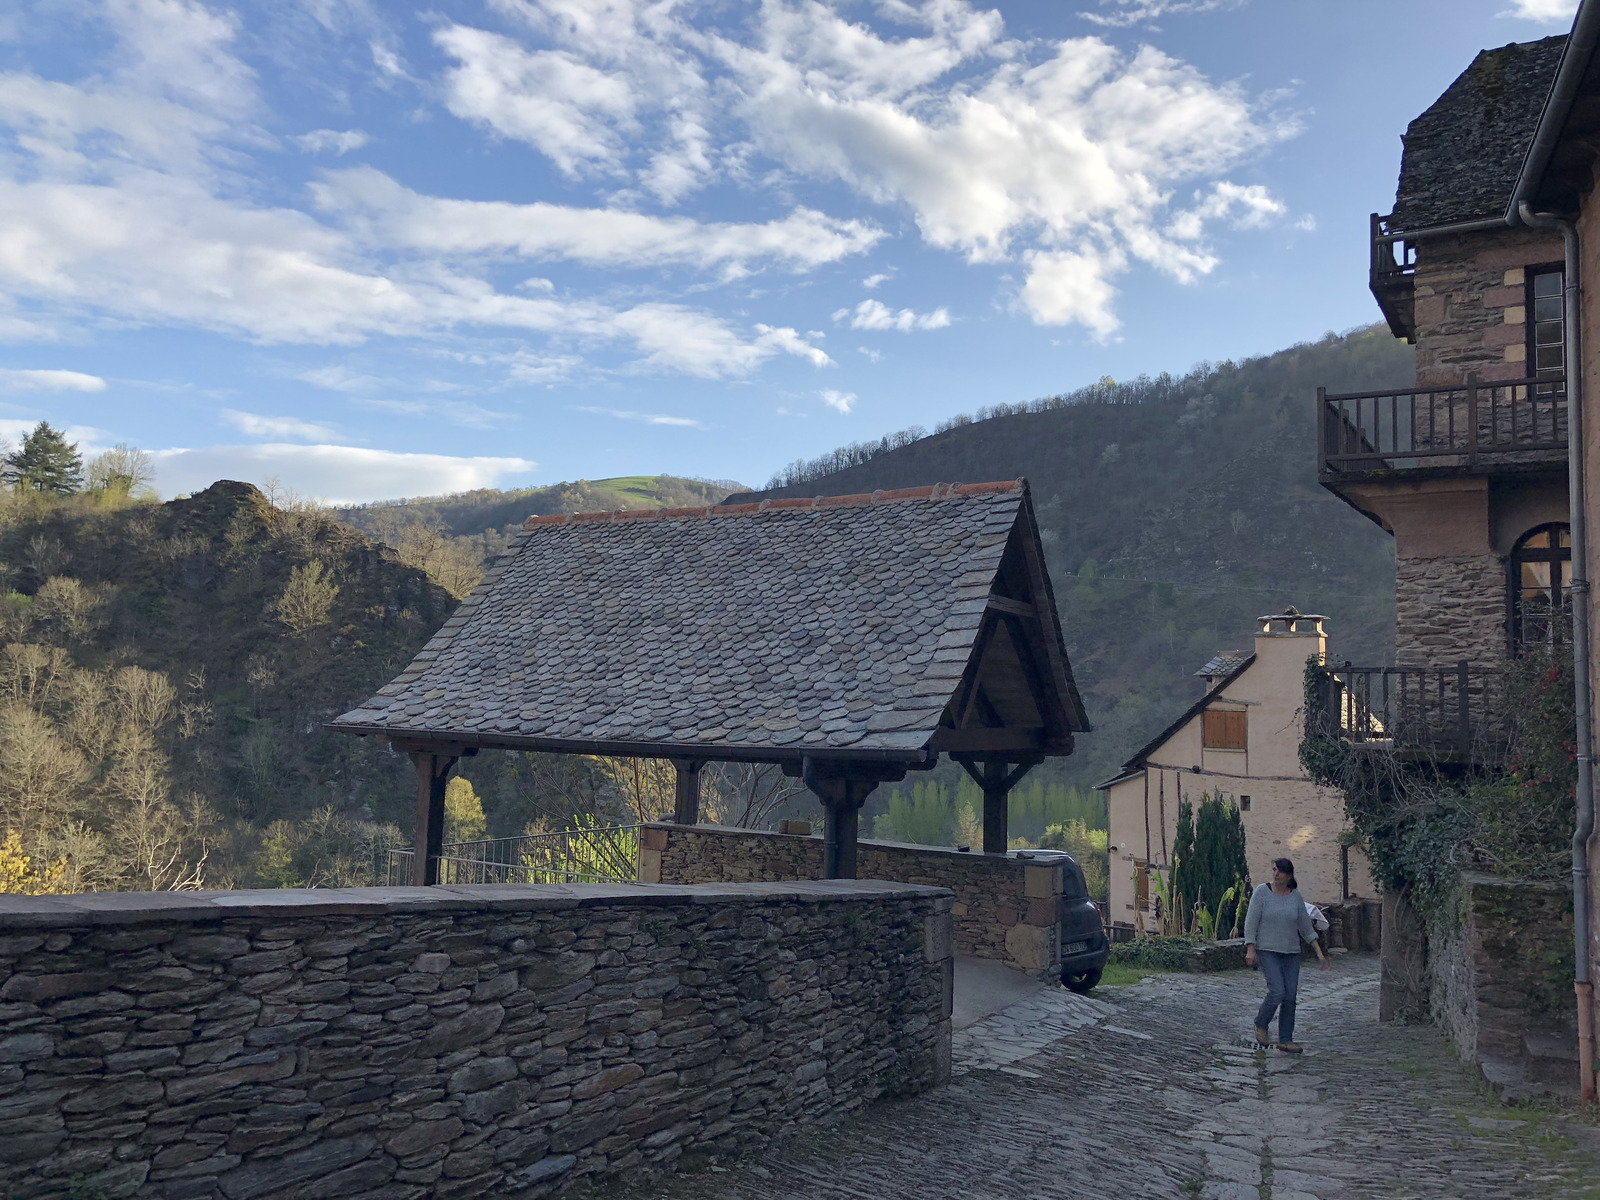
[4,422,83,494]
[1174,791,1251,923]
[1170,797,1196,919]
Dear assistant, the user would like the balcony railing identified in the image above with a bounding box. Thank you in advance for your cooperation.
[1370,212,1417,340]
[1318,375,1567,481]
[1305,662,1506,766]
[385,824,642,887]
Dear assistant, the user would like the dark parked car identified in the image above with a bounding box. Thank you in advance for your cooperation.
[1057,853,1109,993]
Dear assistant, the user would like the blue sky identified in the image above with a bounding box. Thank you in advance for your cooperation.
[0,0,1580,502]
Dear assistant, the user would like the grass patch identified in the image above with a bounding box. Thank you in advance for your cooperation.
[1097,961,1176,987]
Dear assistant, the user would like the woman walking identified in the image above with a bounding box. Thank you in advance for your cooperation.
[1243,857,1328,1053]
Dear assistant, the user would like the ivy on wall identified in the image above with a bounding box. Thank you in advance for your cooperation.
[1300,650,1577,937]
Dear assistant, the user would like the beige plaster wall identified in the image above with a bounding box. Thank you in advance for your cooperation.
[1106,622,1372,926]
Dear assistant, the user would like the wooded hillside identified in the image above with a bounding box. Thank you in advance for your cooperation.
[739,326,1414,807]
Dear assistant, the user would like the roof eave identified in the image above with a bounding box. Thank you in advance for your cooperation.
[326,720,942,767]
[1112,652,1257,778]
[1511,1,1600,217]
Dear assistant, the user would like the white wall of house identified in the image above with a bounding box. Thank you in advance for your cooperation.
[1106,613,1375,930]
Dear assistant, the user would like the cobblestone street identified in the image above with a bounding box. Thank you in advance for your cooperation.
[616,956,1600,1200]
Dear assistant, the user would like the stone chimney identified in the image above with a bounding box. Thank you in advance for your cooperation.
[1253,606,1328,668]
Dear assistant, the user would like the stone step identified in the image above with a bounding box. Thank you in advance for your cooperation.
[1523,1031,1581,1089]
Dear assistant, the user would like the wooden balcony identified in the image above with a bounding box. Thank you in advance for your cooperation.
[1318,375,1567,485]
[1305,662,1505,768]
[1370,212,1416,342]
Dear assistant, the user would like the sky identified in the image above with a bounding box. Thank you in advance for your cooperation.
[0,0,1583,503]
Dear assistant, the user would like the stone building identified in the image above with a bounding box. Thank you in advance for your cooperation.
[1329,35,1572,669]
[1101,611,1373,935]
[1316,14,1600,1098]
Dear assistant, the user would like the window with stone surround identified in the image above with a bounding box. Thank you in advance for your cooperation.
[1528,266,1564,389]
[1509,523,1570,653]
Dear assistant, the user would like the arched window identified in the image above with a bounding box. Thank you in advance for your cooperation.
[1509,523,1571,653]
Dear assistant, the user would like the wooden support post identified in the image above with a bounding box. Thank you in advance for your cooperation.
[981,760,1007,854]
[955,756,1043,855]
[409,749,460,886]
[671,759,704,825]
[802,757,908,879]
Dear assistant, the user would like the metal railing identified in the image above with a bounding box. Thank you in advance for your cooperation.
[1318,375,1567,478]
[1306,662,1504,764]
[386,824,642,886]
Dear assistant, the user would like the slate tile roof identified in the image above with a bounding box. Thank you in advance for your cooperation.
[333,481,1079,762]
[1194,650,1250,679]
[1392,35,1566,231]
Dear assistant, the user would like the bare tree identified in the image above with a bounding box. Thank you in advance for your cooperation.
[276,561,340,635]
[86,444,157,499]
[704,762,807,829]
[593,756,675,824]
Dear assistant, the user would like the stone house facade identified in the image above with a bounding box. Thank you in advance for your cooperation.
[1101,611,1373,934]
[1333,36,1572,669]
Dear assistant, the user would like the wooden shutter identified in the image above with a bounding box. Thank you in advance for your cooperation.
[1203,708,1247,750]
[1135,863,1150,910]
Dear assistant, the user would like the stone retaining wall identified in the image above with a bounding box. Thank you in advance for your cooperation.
[639,824,1064,976]
[1429,875,1575,1083]
[0,880,953,1200]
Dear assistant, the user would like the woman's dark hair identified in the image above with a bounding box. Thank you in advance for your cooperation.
[1272,857,1298,890]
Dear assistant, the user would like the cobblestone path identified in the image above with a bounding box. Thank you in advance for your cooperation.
[614,956,1600,1200]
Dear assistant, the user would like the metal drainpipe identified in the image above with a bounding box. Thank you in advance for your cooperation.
[1519,202,1596,1103]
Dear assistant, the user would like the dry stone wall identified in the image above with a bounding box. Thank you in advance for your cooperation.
[642,824,1063,975]
[1430,875,1574,1073]
[0,880,952,1200]
[1395,554,1507,665]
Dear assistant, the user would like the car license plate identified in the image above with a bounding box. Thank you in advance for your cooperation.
[1063,941,1089,955]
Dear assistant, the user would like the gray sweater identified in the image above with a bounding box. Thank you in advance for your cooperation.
[1242,883,1318,954]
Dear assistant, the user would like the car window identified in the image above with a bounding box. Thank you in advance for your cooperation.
[1062,857,1088,899]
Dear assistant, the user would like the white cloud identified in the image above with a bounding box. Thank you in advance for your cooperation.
[862,273,890,289]
[820,389,856,414]
[833,299,951,332]
[313,166,882,278]
[297,365,377,392]
[858,346,881,362]
[149,443,537,505]
[753,324,832,369]
[432,0,1293,334]
[1080,0,1244,27]
[293,128,369,154]
[576,406,702,428]
[353,396,513,429]
[1500,0,1577,18]
[0,2,859,380]
[221,409,345,442]
[1020,248,1122,337]
[0,368,106,392]
[0,0,1292,371]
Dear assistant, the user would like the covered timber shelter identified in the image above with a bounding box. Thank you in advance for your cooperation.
[331,479,1090,883]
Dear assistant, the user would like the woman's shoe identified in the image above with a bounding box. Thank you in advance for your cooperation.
[1254,1026,1270,1047]
[1276,1042,1303,1054]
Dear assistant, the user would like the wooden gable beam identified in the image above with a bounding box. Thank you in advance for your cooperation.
[1006,511,1083,734]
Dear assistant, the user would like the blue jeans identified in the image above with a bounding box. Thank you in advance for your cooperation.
[1255,950,1301,1043]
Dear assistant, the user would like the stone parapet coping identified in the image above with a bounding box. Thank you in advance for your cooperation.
[0,879,954,929]
[645,821,1072,866]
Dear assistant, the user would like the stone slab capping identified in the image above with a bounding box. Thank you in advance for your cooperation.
[0,880,954,1199]
[643,823,1067,977]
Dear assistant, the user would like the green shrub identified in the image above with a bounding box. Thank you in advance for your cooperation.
[1109,935,1204,971]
